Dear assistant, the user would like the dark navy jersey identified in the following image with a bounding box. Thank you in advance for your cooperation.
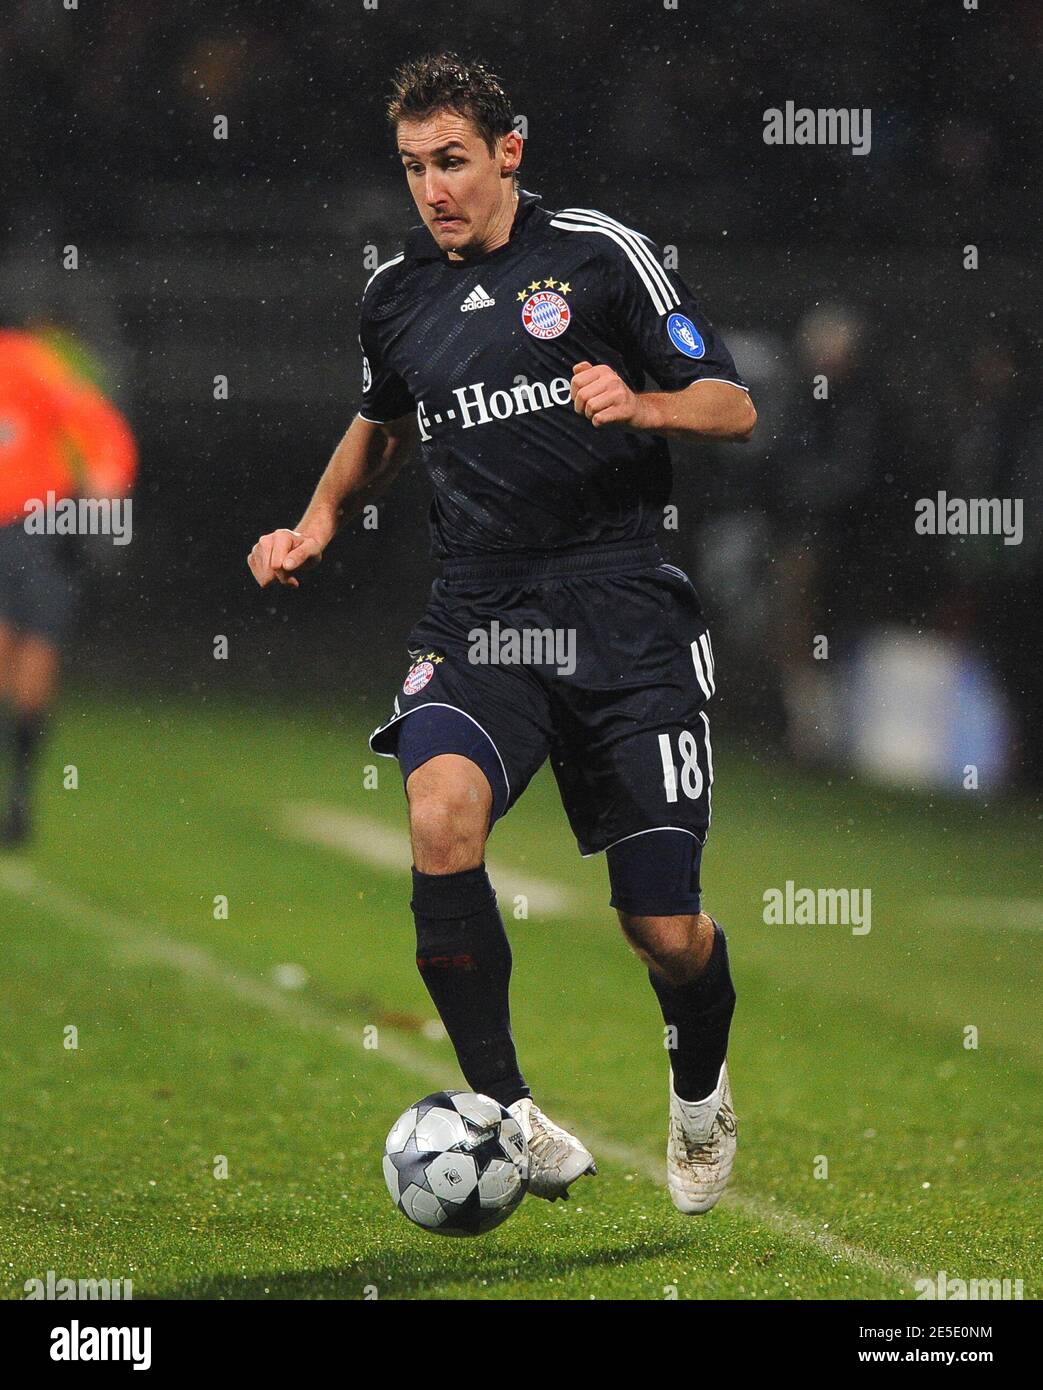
[358,189,748,559]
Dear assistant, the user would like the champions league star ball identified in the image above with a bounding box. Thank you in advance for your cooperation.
[383,1091,529,1236]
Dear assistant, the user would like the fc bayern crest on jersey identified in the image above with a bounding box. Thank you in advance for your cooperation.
[402,649,444,696]
[403,661,434,695]
[522,289,571,340]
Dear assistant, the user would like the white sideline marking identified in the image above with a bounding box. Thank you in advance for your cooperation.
[281,802,585,917]
[0,861,920,1292]
[921,898,1043,932]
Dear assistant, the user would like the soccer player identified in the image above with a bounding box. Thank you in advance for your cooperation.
[249,54,756,1211]
[0,327,137,845]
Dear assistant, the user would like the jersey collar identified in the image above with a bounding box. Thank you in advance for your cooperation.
[404,188,545,265]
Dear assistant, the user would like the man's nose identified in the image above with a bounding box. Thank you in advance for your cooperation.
[424,173,447,208]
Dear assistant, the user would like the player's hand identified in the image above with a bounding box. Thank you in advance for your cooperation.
[247,528,323,589]
[570,361,641,429]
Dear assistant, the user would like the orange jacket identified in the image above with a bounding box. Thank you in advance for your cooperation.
[0,330,138,528]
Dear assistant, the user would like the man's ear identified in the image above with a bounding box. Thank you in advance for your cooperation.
[500,130,523,178]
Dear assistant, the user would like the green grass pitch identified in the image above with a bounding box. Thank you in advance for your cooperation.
[1,693,1039,1300]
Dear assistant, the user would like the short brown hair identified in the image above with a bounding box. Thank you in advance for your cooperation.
[386,52,515,155]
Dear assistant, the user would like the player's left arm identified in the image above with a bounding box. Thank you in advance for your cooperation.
[571,226,756,441]
[571,365,755,440]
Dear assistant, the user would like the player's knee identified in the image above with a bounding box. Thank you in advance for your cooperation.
[11,635,60,711]
[410,801,487,873]
[406,757,490,872]
[619,911,711,984]
[0,623,16,696]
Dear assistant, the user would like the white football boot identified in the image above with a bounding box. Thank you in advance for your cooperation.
[508,1098,597,1201]
[666,1061,737,1214]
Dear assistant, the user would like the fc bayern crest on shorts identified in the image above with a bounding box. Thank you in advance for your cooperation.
[403,660,435,695]
[522,289,571,339]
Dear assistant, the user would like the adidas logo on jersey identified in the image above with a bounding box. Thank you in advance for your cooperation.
[460,284,496,312]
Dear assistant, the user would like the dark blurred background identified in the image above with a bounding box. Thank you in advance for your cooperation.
[2,0,1039,787]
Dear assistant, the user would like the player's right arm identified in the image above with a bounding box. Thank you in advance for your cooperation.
[248,411,415,588]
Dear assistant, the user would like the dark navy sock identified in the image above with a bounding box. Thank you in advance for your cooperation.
[411,863,530,1108]
[649,921,736,1102]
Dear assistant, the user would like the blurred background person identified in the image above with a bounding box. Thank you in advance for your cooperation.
[768,304,887,761]
[0,323,137,845]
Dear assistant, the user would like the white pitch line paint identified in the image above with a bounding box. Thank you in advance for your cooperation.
[921,898,1043,932]
[281,802,585,917]
[0,858,451,1081]
[574,1129,920,1289]
[0,860,921,1291]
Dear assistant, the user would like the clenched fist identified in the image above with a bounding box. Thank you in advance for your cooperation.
[247,528,323,589]
[570,360,643,429]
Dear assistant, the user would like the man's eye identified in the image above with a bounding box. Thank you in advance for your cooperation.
[446,158,463,169]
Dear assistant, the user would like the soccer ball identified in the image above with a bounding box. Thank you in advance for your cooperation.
[383,1090,529,1236]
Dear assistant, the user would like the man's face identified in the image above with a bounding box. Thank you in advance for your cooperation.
[397,110,518,258]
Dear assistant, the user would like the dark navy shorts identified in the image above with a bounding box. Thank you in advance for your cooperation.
[0,522,83,644]
[369,540,716,860]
